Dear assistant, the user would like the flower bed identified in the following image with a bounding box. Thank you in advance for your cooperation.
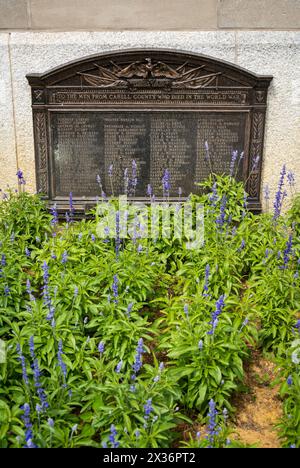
[0,168,299,448]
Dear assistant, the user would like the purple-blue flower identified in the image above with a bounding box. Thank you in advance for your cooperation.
[30,337,49,410]
[109,424,119,448]
[144,398,153,419]
[207,399,218,448]
[252,155,260,171]
[131,160,138,195]
[208,295,225,335]
[132,338,144,375]
[287,170,295,187]
[115,211,120,258]
[283,234,293,268]
[162,169,171,198]
[273,164,286,221]
[229,150,238,177]
[61,250,68,264]
[238,239,246,252]
[203,264,210,296]
[112,274,119,303]
[26,279,35,302]
[21,403,37,448]
[98,341,105,355]
[127,302,134,317]
[57,340,67,387]
[16,169,26,185]
[215,196,227,231]
[50,204,58,226]
[16,344,29,386]
[263,184,270,201]
[115,360,123,374]
[208,182,218,208]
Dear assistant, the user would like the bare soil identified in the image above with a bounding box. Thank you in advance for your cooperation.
[231,349,283,448]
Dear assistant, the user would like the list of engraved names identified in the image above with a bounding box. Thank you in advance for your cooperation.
[51,112,246,197]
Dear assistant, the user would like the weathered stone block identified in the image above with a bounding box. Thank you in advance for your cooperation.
[219,0,300,29]
[0,0,28,29]
[30,0,218,30]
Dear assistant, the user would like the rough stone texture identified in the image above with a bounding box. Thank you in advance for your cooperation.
[219,0,300,29]
[30,0,218,30]
[1,31,300,206]
[0,0,29,29]
[235,31,300,209]
[0,34,18,191]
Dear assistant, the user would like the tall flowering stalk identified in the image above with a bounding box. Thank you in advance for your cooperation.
[65,192,75,224]
[124,168,129,195]
[26,279,36,302]
[144,398,153,422]
[215,196,227,232]
[282,234,293,269]
[273,164,286,221]
[287,170,295,190]
[57,339,67,388]
[112,274,119,304]
[234,151,244,178]
[21,403,36,448]
[162,169,171,199]
[229,150,238,177]
[131,160,137,196]
[131,338,144,379]
[50,204,58,228]
[207,295,225,335]
[204,141,214,175]
[16,169,26,192]
[263,184,270,211]
[109,424,119,448]
[203,264,210,296]
[98,341,105,356]
[29,336,49,411]
[16,344,29,386]
[207,399,218,448]
[115,211,120,259]
[208,182,218,209]
[96,174,103,194]
[147,184,152,199]
[42,262,55,323]
[242,191,247,219]
[108,164,114,196]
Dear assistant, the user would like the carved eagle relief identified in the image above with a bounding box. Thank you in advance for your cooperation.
[78,58,222,89]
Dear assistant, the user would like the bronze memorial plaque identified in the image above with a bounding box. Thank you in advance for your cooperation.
[27,50,272,213]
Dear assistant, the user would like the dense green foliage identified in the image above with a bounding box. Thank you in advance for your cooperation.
[0,175,299,448]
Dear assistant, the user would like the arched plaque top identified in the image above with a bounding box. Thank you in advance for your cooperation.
[27,48,272,89]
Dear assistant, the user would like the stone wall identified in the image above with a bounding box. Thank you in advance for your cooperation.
[1,1,300,31]
[0,2,300,207]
